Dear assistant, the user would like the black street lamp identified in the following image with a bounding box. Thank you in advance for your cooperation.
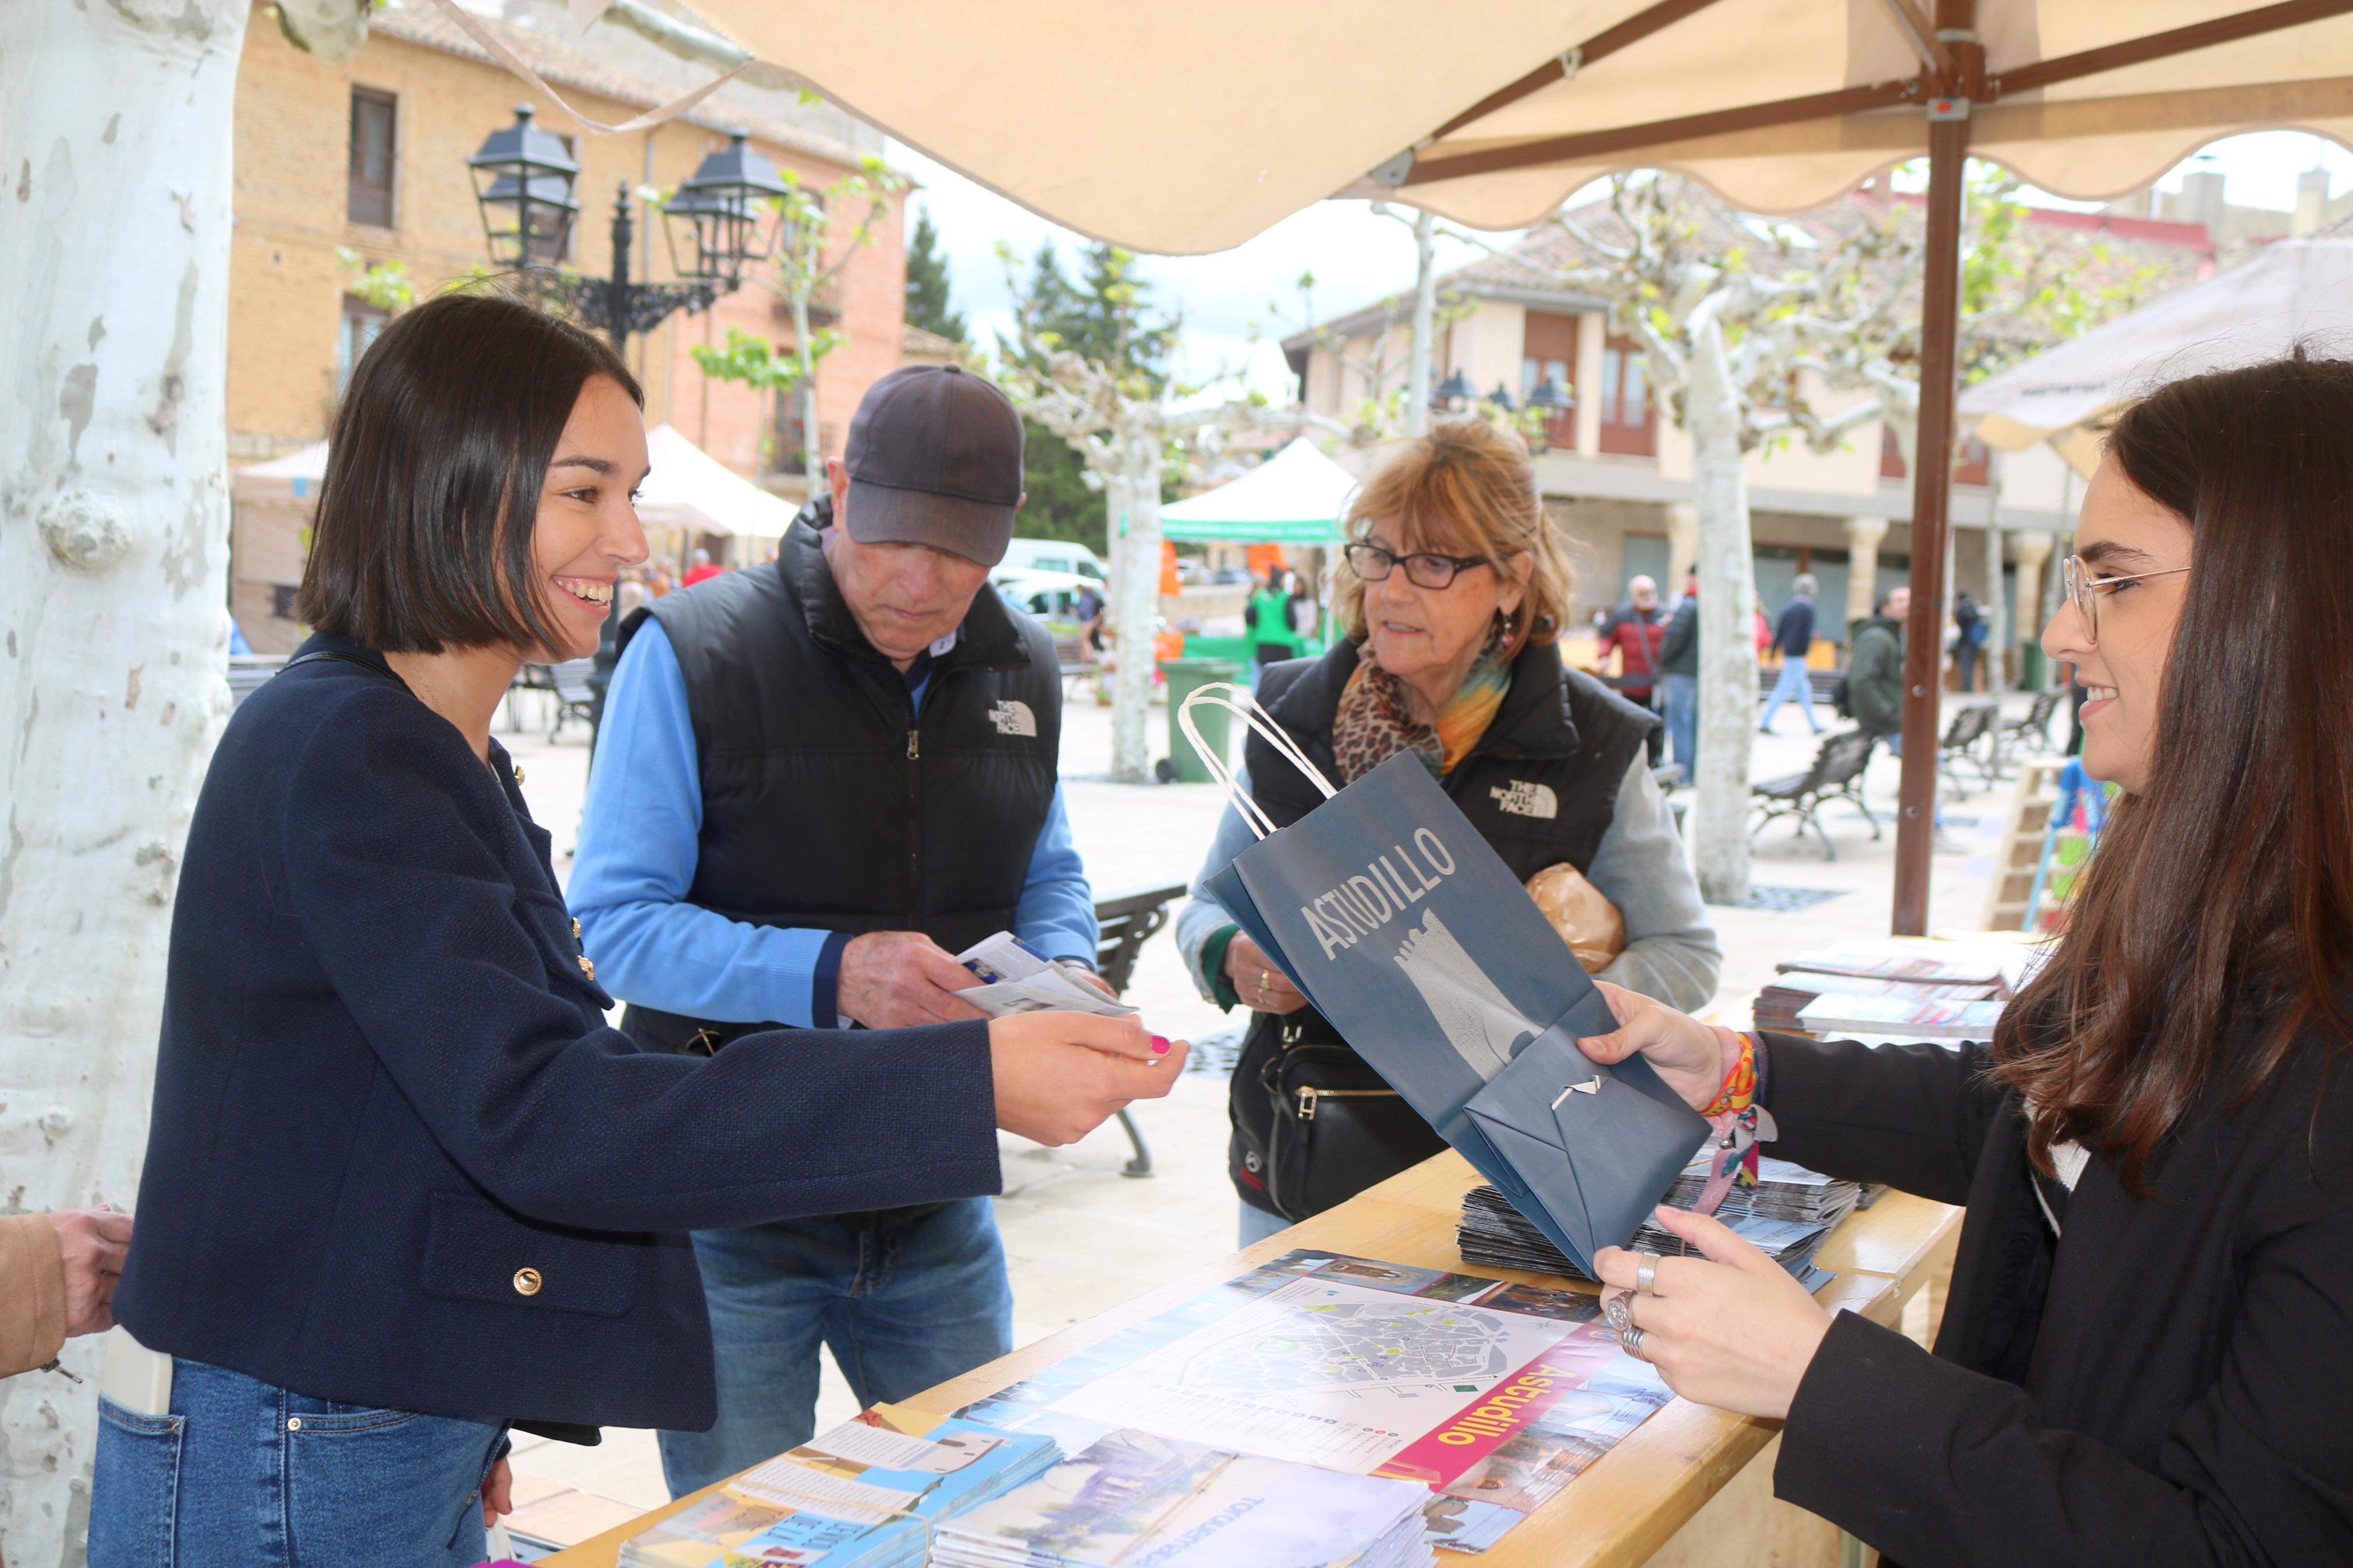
[467,108,786,357]
[1526,376,1575,413]
[1484,381,1518,412]
[1432,367,1478,412]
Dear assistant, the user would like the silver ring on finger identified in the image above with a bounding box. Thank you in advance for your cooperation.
[1621,1325,1651,1361]
[1604,1293,1632,1335]
[1634,1249,1662,1296]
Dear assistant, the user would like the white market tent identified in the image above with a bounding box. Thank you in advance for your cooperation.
[1964,236,2353,474]
[231,440,330,502]
[1160,438,1357,546]
[640,422,798,541]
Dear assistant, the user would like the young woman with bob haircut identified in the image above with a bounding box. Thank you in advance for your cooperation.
[1177,419,1720,1245]
[93,291,1184,1567]
[1577,353,2353,1564]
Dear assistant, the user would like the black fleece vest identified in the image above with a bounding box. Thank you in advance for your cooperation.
[1228,638,1660,1217]
[617,516,1061,1053]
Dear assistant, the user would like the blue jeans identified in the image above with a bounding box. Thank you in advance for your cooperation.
[1238,1201,1291,1249]
[90,1356,506,1568]
[1760,659,1821,733]
[1660,673,1699,782]
[658,1196,1012,1497]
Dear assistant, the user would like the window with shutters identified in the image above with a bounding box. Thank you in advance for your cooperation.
[338,297,389,393]
[348,88,396,227]
[1518,311,1579,450]
[1596,335,1656,456]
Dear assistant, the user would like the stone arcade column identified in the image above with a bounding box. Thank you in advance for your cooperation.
[1843,515,1889,630]
[2009,529,2056,688]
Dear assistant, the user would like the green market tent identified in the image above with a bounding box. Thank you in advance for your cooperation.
[1159,438,1357,545]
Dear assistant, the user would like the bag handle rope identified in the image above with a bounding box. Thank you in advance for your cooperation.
[1177,682,1337,841]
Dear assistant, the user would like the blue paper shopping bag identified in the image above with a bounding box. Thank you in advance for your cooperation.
[1185,686,1709,1277]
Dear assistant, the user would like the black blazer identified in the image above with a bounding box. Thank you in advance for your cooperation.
[112,638,1002,1432]
[1762,1030,2353,1566]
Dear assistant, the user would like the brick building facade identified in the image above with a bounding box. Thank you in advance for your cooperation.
[226,0,914,644]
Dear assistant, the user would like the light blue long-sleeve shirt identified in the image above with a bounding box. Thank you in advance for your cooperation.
[571,619,1096,1027]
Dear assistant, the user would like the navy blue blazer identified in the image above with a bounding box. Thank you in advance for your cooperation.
[112,638,1001,1432]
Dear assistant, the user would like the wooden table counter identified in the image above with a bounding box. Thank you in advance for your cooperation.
[545,1152,1958,1568]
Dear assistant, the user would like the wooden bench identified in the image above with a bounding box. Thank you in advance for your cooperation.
[1749,728,1879,859]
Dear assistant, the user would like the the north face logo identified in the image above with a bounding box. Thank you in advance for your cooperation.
[989,699,1038,737]
[1490,780,1558,819]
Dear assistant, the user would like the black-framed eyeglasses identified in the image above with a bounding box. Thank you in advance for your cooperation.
[2061,554,2188,643]
[1344,541,1492,590]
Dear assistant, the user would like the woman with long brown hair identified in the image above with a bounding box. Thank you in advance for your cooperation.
[1575,353,2353,1563]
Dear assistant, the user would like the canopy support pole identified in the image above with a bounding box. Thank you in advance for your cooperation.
[1892,3,1978,936]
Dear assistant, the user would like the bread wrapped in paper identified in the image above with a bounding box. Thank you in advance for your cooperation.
[1525,861,1625,973]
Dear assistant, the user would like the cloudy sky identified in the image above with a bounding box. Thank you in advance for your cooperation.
[895,130,2353,401]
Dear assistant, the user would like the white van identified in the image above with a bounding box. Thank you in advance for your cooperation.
[999,538,1107,582]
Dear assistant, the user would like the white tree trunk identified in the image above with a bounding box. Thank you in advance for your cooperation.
[1684,317,1757,904]
[1106,450,1165,783]
[1405,210,1435,438]
[0,2,246,1562]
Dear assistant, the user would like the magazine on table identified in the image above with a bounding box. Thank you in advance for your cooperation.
[934,1428,1433,1568]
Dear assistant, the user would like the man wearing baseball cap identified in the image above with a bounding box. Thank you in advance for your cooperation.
[571,364,1099,1495]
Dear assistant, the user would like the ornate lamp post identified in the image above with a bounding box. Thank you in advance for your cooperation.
[1431,367,1478,414]
[1525,375,1574,451]
[467,108,789,357]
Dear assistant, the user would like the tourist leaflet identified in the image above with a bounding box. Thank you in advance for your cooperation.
[616,1415,1057,1568]
[956,930,1136,1018]
[954,1249,1673,1555]
[934,1428,1433,1568]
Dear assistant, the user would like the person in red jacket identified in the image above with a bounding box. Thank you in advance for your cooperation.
[1597,575,1667,703]
[1596,575,1668,764]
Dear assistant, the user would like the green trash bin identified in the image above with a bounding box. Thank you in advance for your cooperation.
[1159,657,1243,783]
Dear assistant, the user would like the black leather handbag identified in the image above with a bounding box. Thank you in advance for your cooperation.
[1231,1014,1446,1222]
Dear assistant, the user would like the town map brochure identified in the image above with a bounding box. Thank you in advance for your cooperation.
[954,1250,1673,1554]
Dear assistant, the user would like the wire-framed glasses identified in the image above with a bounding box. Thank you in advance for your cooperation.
[1343,541,1492,590]
[2062,554,2188,642]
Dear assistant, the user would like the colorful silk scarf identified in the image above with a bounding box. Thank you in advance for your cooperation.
[1331,625,1513,783]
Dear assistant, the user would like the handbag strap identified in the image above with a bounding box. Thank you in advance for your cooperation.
[281,649,402,682]
[1177,681,1337,841]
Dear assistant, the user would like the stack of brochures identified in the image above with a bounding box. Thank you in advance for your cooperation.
[956,930,1135,1018]
[932,1428,1435,1568]
[1753,972,2003,1034]
[1756,936,2046,1041]
[1458,1154,1862,1292]
[617,1416,1058,1568]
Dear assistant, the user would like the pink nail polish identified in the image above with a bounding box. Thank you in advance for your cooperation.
[1151,1036,1171,1054]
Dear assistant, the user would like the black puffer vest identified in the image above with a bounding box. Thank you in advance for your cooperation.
[1229,637,1659,1220]
[616,506,1062,1059]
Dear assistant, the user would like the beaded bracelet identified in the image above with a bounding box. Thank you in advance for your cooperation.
[1700,1029,1757,1117]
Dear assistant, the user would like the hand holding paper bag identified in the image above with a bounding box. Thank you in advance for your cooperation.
[1180,685,1710,1279]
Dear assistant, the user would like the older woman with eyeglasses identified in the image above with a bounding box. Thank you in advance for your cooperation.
[1176,420,1721,1246]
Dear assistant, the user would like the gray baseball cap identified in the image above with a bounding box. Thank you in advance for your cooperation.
[842,364,1024,566]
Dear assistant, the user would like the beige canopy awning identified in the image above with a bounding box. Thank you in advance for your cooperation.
[544,0,2350,929]
[676,1,2353,253]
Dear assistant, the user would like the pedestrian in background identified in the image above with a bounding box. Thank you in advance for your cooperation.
[1245,569,1297,684]
[1596,575,1668,765]
[1953,589,1988,692]
[1656,575,1701,781]
[682,547,725,588]
[1761,573,1823,734]
[1847,586,1909,749]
